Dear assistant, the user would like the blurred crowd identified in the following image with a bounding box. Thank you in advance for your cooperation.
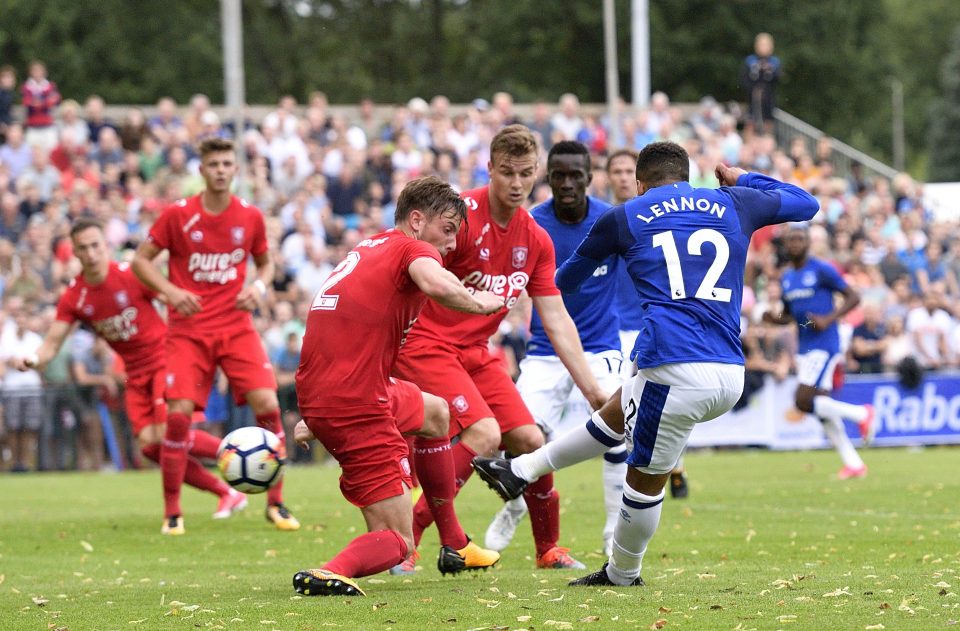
[0,59,953,473]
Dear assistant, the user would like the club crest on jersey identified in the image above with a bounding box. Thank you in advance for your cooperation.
[82,304,95,316]
[452,395,469,414]
[190,230,204,242]
[464,196,479,211]
[802,271,816,286]
[399,456,411,476]
[114,290,129,307]
[512,246,528,269]
[479,247,490,261]
[231,226,245,244]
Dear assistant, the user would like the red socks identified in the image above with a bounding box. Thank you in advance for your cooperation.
[524,473,560,556]
[161,412,191,518]
[413,436,467,549]
[324,529,408,578]
[189,429,223,459]
[256,410,286,506]
[412,440,477,546]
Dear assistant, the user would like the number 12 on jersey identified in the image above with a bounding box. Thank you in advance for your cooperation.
[652,228,732,303]
[312,251,360,311]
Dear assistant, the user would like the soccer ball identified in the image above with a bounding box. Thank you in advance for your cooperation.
[216,427,285,494]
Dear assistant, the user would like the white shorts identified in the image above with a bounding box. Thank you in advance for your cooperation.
[796,350,842,391]
[622,362,744,474]
[516,349,624,440]
[619,330,639,378]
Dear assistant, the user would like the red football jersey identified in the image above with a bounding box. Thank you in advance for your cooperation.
[404,186,559,348]
[146,194,268,332]
[296,231,441,418]
[56,261,166,379]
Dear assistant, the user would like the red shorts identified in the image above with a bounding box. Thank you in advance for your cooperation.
[166,326,277,410]
[394,339,534,437]
[304,378,424,508]
[125,367,167,435]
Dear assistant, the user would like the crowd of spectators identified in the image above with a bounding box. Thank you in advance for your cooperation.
[0,59,954,472]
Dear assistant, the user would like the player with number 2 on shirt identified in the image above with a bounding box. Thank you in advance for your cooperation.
[473,141,819,588]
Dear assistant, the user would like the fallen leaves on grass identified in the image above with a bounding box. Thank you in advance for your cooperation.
[864,625,885,630]
[544,621,574,630]
[649,619,667,629]
[822,587,853,597]
[32,597,48,606]
[579,616,600,623]
[80,541,93,552]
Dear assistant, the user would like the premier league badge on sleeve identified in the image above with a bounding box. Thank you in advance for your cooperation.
[511,246,528,269]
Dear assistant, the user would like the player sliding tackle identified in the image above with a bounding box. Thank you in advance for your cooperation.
[473,142,819,587]
[291,177,504,597]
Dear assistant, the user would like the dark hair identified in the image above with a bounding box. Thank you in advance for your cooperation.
[606,148,638,173]
[395,176,467,225]
[547,140,590,172]
[897,356,923,390]
[489,124,538,165]
[635,141,689,187]
[198,137,235,158]
[69,217,105,238]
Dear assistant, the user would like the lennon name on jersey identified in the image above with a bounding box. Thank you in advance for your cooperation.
[635,196,728,224]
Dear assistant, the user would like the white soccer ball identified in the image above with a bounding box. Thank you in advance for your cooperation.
[216,426,285,494]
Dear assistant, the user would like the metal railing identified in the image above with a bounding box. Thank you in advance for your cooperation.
[773,108,900,182]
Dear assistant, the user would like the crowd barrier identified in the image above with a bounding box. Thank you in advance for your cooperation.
[688,370,960,449]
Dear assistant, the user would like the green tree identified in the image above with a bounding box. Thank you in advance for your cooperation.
[927,26,960,182]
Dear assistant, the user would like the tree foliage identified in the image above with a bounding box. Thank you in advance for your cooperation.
[0,0,952,175]
[927,26,960,182]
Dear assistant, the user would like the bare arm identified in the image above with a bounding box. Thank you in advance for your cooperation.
[132,240,201,316]
[762,309,794,325]
[408,257,504,315]
[808,286,860,332]
[17,320,75,372]
[532,294,608,410]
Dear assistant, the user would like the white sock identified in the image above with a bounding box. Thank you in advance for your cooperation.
[674,452,685,470]
[602,447,627,541]
[813,396,868,423]
[821,416,864,469]
[503,495,527,515]
[511,411,623,482]
[606,484,664,585]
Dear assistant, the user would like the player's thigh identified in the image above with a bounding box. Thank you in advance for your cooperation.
[549,350,624,439]
[515,355,572,437]
[125,370,167,437]
[166,333,217,409]
[394,341,494,438]
[623,363,743,475]
[304,413,413,509]
[215,328,278,406]
[389,379,429,436]
[463,346,535,435]
[796,350,840,392]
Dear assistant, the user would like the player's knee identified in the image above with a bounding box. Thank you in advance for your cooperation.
[419,394,450,438]
[503,424,544,455]
[794,386,815,413]
[398,532,416,558]
[461,418,501,456]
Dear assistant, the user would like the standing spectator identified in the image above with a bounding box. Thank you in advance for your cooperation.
[850,302,888,374]
[84,95,117,145]
[0,300,44,472]
[0,123,32,179]
[20,60,60,152]
[740,33,781,135]
[0,65,15,142]
[906,288,953,369]
[550,93,584,141]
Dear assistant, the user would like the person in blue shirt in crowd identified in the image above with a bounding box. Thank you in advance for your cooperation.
[483,141,626,558]
[763,224,876,479]
[473,141,819,587]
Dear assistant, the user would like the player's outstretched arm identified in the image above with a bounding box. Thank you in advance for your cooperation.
[132,240,202,316]
[15,320,73,373]
[533,294,609,410]
[408,257,504,315]
[718,165,819,231]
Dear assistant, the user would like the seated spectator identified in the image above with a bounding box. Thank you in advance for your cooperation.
[119,107,148,152]
[84,95,117,144]
[295,242,334,297]
[147,96,182,146]
[90,127,125,170]
[850,302,887,374]
[57,99,89,146]
[0,191,25,242]
[0,65,15,142]
[18,144,61,202]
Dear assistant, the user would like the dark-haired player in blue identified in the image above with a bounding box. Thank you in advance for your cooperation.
[473,141,819,587]
[763,224,875,479]
[483,141,626,558]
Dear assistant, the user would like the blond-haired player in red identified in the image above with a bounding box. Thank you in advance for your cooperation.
[18,218,246,527]
[133,138,298,535]
[392,125,608,571]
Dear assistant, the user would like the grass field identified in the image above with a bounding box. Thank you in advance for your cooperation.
[2,447,958,631]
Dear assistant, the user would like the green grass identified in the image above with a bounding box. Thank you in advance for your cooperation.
[1,447,958,631]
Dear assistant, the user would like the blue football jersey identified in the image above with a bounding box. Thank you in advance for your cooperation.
[527,196,620,356]
[556,173,819,368]
[615,264,644,332]
[780,257,847,354]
